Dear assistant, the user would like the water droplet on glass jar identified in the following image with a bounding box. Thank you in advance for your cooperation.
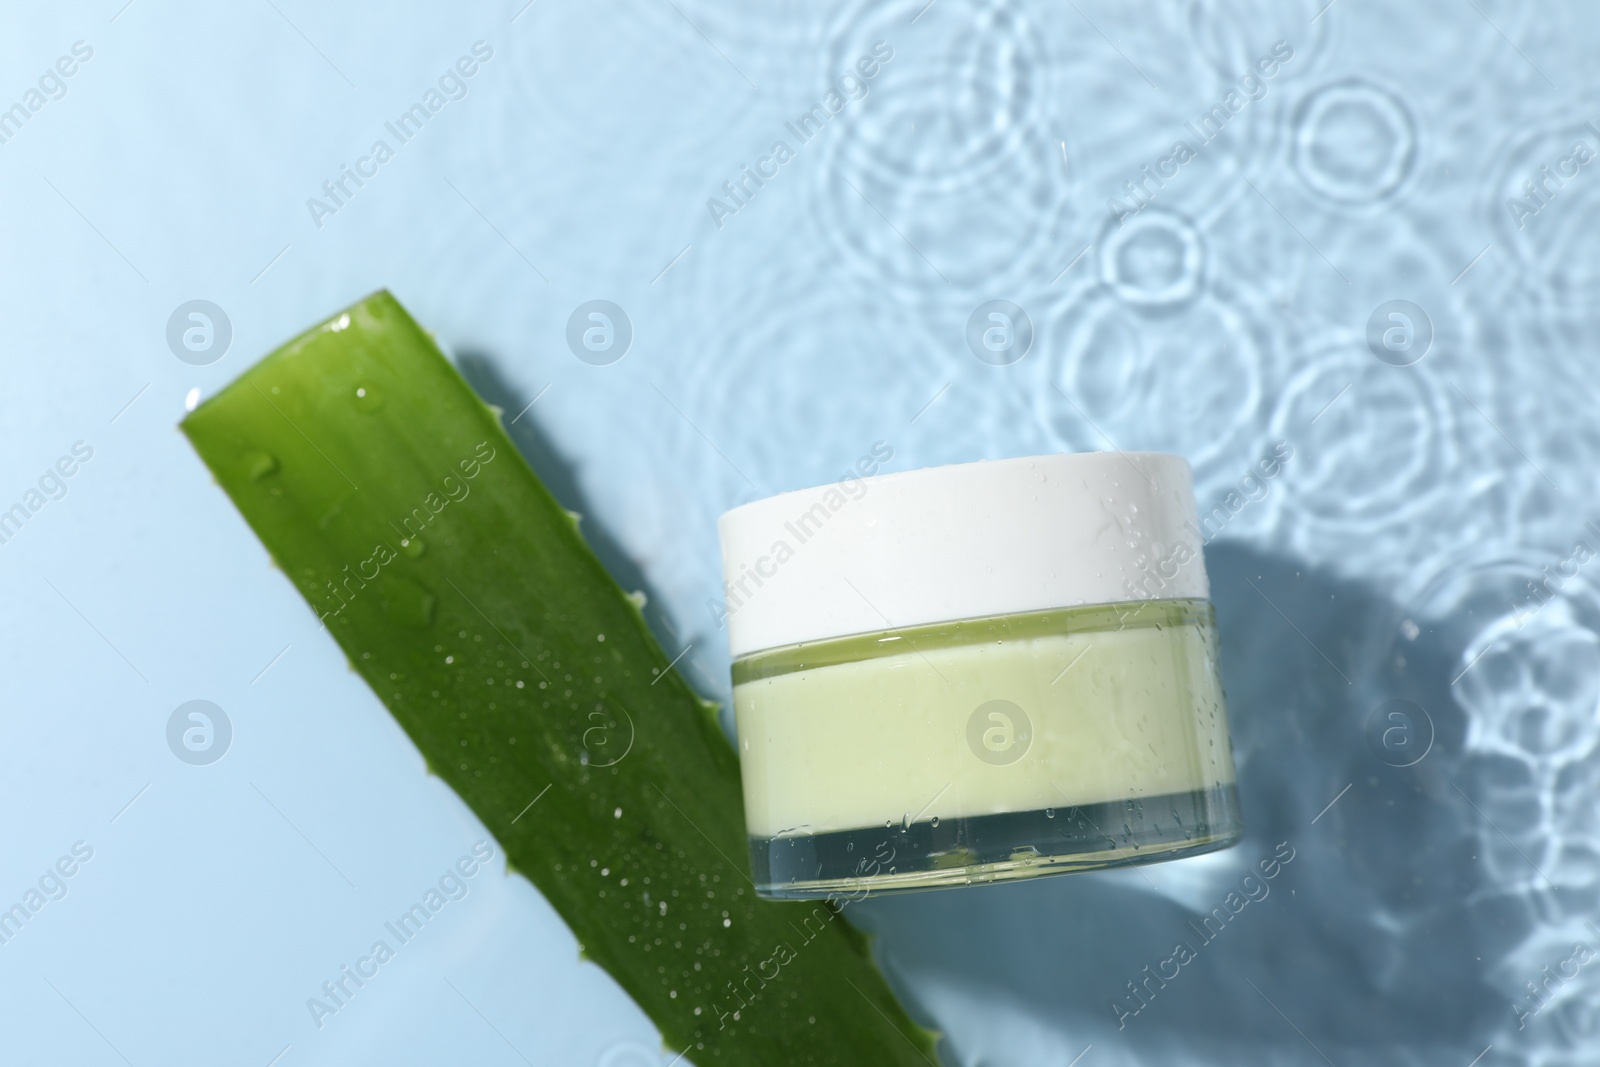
[400,537,426,559]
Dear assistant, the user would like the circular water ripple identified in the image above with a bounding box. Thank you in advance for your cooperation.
[1266,334,1455,528]
[1043,9,1286,232]
[676,254,946,495]
[813,122,1077,299]
[1407,554,1600,768]
[824,0,1048,191]
[1460,601,1600,765]
[1216,204,1518,575]
[1096,208,1206,308]
[1485,104,1600,305]
[811,0,1074,298]
[1030,283,1268,483]
[1183,0,1333,85]
[1293,78,1418,205]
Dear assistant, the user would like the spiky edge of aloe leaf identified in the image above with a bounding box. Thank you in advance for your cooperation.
[180,291,941,1066]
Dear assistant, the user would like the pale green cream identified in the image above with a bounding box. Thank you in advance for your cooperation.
[732,599,1235,839]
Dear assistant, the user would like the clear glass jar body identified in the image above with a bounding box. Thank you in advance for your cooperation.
[732,598,1243,898]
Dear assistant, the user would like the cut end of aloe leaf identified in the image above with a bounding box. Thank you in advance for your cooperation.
[181,290,941,1066]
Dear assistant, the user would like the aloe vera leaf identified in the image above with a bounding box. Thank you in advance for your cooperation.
[180,291,941,1066]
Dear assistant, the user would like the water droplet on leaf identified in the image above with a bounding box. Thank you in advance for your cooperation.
[242,450,278,481]
[352,382,384,412]
[380,576,436,627]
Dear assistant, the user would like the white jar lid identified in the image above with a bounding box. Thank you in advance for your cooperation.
[716,451,1209,660]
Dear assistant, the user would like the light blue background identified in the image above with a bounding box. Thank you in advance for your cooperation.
[2,1,1597,1064]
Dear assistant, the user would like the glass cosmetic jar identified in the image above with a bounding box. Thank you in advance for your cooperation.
[716,451,1243,898]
